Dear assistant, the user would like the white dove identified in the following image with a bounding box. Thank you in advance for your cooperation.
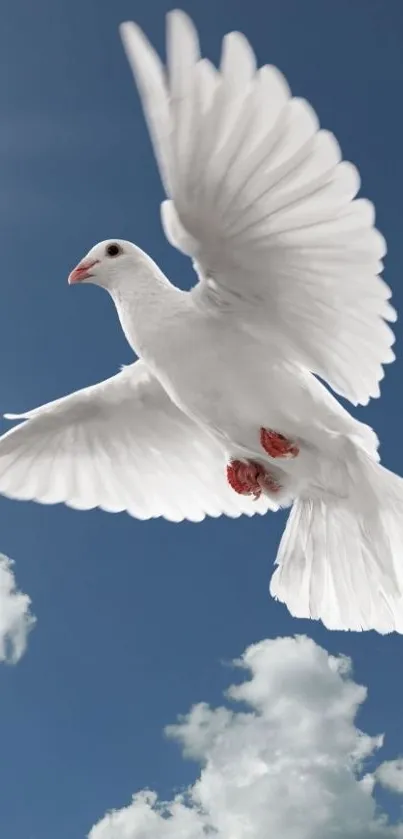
[0,10,401,632]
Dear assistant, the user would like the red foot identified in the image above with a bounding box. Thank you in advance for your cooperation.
[260,427,299,459]
[227,459,281,500]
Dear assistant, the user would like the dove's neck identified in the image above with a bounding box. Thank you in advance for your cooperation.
[109,250,186,365]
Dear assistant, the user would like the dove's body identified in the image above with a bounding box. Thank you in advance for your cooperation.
[0,11,402,632]
[110,248,378,510]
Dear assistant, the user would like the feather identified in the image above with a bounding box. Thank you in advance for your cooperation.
[121,10,394,406]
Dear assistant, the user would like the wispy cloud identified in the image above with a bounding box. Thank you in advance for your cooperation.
[89,636,403,839]
[0,553,35,663]
[376,759,403,795]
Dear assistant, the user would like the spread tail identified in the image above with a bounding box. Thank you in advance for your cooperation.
[270,448,403,633]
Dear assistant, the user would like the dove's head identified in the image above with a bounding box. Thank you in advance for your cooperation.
[68,239,144,292]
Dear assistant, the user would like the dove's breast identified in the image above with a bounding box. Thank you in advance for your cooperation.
[149,305,300,441]
[146,302,373,476]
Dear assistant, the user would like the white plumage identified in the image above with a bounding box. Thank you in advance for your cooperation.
[1,10,402,632]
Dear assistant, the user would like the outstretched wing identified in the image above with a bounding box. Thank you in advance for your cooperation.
[0,361,274,521]
[120,11,395,406]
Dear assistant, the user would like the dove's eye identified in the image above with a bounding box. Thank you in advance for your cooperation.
[105,243,122,258]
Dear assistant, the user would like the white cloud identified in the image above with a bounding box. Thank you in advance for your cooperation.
[0,553,35,663]
[376,759,403,794]
[89,636,403,839]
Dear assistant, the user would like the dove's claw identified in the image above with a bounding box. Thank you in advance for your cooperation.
[260,428,299,459]
[226,459,282,499]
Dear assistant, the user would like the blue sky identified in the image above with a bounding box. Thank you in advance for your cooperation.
[0,0,402,837]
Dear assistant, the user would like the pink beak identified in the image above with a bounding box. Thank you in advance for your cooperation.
[68,259,99,285]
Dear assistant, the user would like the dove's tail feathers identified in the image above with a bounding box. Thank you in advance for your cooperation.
[270,451,403,634]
